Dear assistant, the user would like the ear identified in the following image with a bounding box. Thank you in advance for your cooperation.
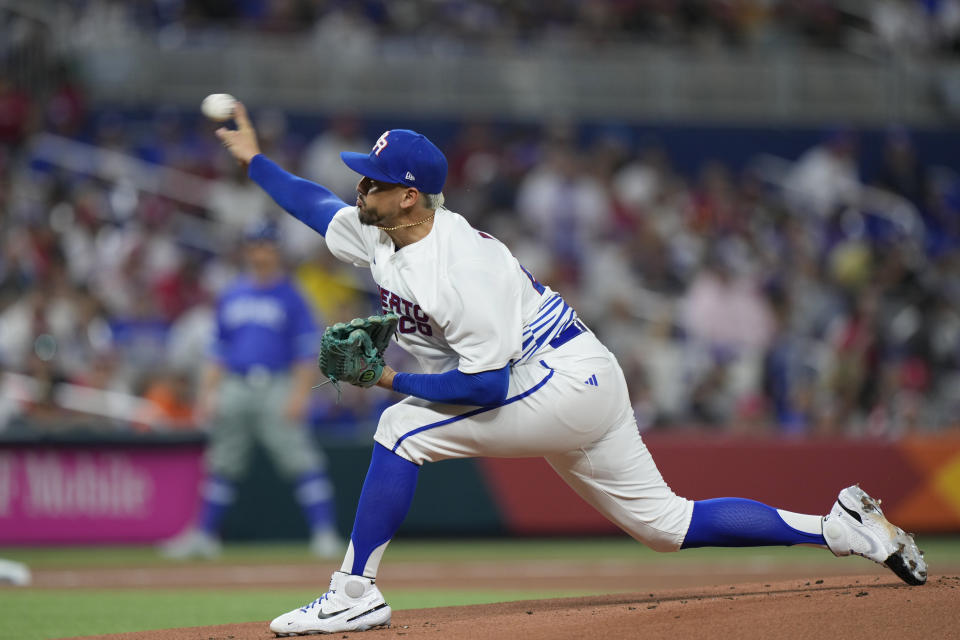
[400,188,421,209]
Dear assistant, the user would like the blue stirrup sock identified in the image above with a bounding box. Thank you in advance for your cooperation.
[341,443,420,577]
[681,497,826,549]
[197,475,236,535]
[294,470,336,533]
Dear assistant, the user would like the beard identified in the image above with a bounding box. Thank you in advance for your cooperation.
[357,200,386,227]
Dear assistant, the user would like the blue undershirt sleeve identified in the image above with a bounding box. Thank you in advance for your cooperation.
[392,365,510,406]
[247,154,348,236]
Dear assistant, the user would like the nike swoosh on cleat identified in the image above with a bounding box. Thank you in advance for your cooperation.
[838,500,863,524]
[347,603,389,622]
[316,608,352,620]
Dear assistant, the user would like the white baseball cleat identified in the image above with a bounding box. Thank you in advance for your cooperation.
[270,571,391,636]
[822,485,927,586]
[157,528,222,560]
[309,529,346,559]
[0,558,32,586]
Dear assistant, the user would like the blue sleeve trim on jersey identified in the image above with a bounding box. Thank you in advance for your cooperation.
[248,154,348,236]
[390,362,554,454]
[519,263,546,294]
[392,364,510,407]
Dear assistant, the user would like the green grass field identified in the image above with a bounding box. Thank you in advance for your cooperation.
[0,587,594,640]
[1,537,958,640]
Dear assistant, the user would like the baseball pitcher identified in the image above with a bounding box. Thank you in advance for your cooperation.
[215,104,926,637]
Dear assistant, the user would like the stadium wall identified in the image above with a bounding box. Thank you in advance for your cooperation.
[1,433,958,544]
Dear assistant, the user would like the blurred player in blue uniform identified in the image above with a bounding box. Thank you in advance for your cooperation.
[161,221,342,559]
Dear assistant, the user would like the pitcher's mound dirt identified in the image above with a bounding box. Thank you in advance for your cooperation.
[72,574,960,640]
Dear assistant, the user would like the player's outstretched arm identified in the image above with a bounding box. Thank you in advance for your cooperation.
[248,156,348,237]
[215,102,349,237]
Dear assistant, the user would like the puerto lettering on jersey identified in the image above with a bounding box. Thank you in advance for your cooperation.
[325,204,552,374]
[378,285,432,336]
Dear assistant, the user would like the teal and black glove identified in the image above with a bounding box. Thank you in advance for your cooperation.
[317,313,399,388]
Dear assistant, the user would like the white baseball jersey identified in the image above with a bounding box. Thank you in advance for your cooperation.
[325,205,691,576]
[325,206,578,375]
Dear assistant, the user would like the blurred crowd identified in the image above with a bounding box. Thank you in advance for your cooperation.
[453,122,960,438]
[3,72,960,439]
[42,0,960,57]
[4,0,960,439]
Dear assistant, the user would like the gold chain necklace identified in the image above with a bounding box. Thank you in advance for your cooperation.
[377,213,435,232]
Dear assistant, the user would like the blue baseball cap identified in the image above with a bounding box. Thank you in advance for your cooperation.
[340,129,447,194]
[244,220,281,244]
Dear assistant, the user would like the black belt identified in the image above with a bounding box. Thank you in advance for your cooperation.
[548,320,587,349]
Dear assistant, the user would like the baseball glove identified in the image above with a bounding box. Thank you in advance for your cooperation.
[317,313,399,389]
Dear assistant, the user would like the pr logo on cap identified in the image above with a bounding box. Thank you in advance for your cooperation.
[373,132,389,157]
[340,129,448,194]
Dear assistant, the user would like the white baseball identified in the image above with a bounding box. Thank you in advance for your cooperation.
[201,93,237,121]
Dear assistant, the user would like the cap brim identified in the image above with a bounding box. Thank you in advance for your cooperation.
[340,152,402,185]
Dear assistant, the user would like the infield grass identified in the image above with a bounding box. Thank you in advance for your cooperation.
[0,587,592,640]
[3,536,960,569]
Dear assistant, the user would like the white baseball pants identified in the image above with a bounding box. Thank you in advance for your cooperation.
[374,333,693,552]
